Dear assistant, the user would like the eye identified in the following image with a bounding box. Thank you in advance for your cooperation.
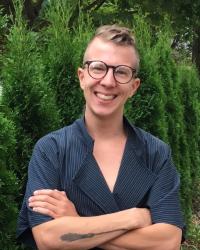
[90,62,106,74]
[115,66,130,77]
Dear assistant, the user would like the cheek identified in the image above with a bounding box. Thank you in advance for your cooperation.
[121,87,134,98]
[128,89,134,98]
[81,81,94,95]
[80,79,89,91]
[79,71,95,90]
[127,85,137,98]
[83,78,99,90]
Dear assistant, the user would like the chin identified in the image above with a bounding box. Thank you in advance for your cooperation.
[91,108,122,120]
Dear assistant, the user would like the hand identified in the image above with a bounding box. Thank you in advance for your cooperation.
[28,189,79,218]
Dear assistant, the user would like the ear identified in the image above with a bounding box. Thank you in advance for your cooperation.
[129,78,140,98]
[77,67,85,90]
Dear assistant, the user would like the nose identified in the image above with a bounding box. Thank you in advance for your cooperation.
[99,68,117,87]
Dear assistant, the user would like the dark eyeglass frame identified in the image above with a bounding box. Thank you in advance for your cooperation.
[84,60,137,84]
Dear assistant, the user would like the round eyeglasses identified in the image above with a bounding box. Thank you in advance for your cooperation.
[84,60,136,84]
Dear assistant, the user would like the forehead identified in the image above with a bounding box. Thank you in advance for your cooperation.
[84,37,137,67]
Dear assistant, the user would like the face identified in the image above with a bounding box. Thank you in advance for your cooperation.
[78,37,140,120]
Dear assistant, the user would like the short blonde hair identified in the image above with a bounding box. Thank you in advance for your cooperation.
[84,24,140,74]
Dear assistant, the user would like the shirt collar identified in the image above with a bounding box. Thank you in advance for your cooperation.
[74,115,145,154]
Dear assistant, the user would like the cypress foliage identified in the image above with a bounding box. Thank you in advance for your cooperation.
[125,15,168,142]
[153,27,192,222]
[0,113,19,250]
[40,1,93,125]
[1,0,60,190]
[178,65,200,217]
[0,7,19,250]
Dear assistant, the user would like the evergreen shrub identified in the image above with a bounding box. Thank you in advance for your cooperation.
[152,29,193,222]
[126,16,168,142]
[0,113,19,250]
[40,1,93,125]
[1,0,60,188]
[178,65,200,217]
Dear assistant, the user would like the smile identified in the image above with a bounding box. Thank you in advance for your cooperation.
[95,92,117,101]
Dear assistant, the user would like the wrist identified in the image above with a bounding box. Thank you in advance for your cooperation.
[117,208,140,230]
[131,208,152,228]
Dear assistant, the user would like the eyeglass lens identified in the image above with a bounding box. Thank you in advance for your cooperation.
[87,61,134,84]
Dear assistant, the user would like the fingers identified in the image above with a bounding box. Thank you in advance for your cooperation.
[33,189,68,200]
[29,200,57,213]
[31,206,56,218]
[28,189,68,218]
[29,189,69,206]
[28,189,79,218]
[29,194,58,208]
[28,195,63,218]
[29,189,67,203]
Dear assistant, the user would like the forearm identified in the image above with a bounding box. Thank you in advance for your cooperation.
[99,223,182,250]
[33,208,139,250]
[29,190,151,249]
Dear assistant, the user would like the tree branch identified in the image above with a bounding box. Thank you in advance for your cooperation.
[171,34,180,49]
[192,26,200,75]
[68,1,80,29]
[83,0,107,11]
[24,0,44,26]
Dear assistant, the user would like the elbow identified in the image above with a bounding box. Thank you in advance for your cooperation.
[33,228,62,250]
[146,239,181,250]
[151,228,182,250]
[34,229,57,250]
[163,241,181,250]
[162,233,182,250]
[169,237,182,250]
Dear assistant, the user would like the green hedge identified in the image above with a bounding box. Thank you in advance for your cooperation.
[0,113,19,249]
[1,0,60,186]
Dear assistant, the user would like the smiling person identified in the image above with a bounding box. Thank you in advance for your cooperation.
[17,25,184,250]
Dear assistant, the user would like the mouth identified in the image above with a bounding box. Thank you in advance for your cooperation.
[95,92,117,101]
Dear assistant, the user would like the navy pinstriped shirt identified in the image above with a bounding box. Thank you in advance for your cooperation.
[17,117,184,249]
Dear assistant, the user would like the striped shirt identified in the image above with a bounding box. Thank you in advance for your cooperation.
[17,116,184,249]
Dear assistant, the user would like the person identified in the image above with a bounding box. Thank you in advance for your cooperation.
[17,24,184,250]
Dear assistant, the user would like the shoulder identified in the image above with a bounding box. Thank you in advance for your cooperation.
[125,115,170,155]
[135,126,170,153]
[33,120,79,155]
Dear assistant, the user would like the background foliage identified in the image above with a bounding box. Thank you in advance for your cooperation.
[0,0,199,249]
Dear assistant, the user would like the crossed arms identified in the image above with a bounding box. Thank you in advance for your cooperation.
[29,189,182,250]
[21,134,183,250]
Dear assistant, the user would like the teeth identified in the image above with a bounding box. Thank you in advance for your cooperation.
[96,93,115,100]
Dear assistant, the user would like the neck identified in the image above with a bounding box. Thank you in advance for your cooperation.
[84,112,125,140]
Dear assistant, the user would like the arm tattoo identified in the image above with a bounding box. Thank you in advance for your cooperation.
[61,233,95,241]
[60,229,125,242]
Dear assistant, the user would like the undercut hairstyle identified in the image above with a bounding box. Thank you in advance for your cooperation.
[83,24,140,74]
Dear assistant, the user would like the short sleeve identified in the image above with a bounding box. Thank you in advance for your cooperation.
[17,135,63,247]
[147,147,184,229]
